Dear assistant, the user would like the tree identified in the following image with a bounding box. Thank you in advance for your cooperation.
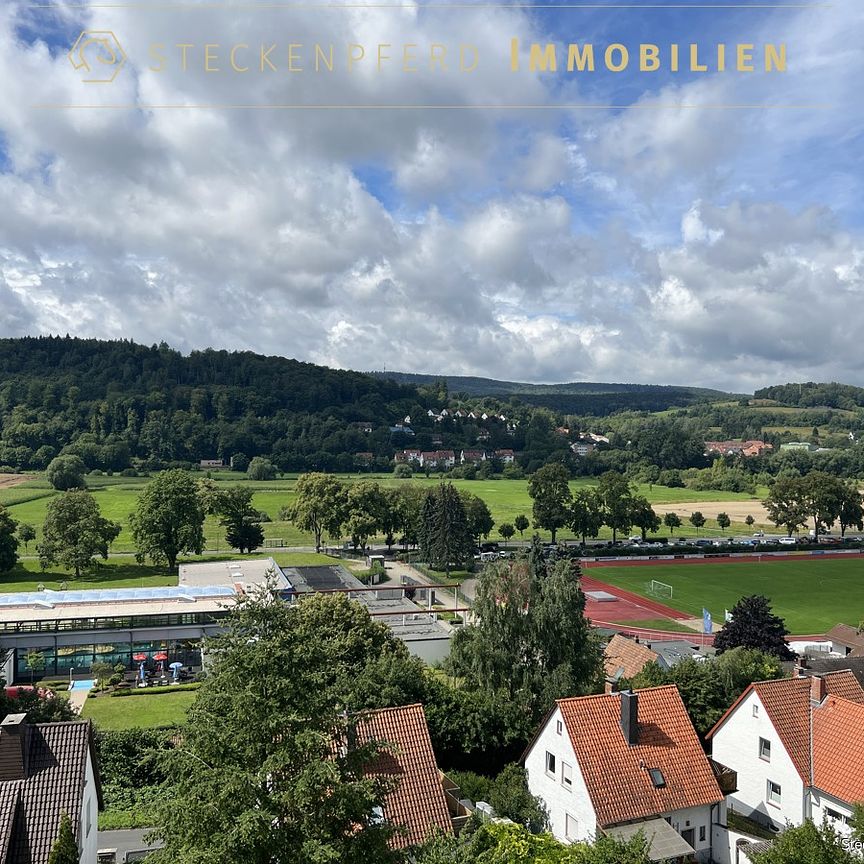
[130,469,205,569]
[0,505,19,574]
[230,452,250,472]
[597,471,634,543]
[46,455,87,491]
[527,464,572,543]
[25,649,45,684]
[713,595,794,660]
[213,487,264,554]
[17,522,36,551]
[663,512,681,535]
[37,490,121,578]
[147,584,398,864]
[393,463,412,479]
[749,819,859,864]
[499,523,515,543]
[797,471,845,538]
[419,484,473,576]
[449,558,602,719]
[569,489,604,544]
[745,514,755,528]
[284,473,347,553]
[345,480,386,551]
[716,512,731,531]
[629,496,660,541]
[47,813,79,864]
[487,764,548,834]
[246,456,277,481]
[837,481,864,537]
[460,491,495,543]
[763,476,808,536]
[688,511,706,534]
[514,514,530,539]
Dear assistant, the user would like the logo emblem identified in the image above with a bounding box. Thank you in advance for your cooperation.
[68,31,126,83]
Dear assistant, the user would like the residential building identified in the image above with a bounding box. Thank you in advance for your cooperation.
[525,686,726,862]
[389,424,415,436]
[477,430,491,442]
[707,672,864,833]
[779,441,816,452]
[826,623,864,657]
[0,714,102,864]
[603,634,660,692]
[571,441,596,457]
[419,450,455,468]
[199,458,224,468]
[352,421,374,434]
[394,449,422,464]
[704,441,773,458]
[460,450,486,465]
[494,449,515,464]
[799,655,864,689]
[355,704,456,850]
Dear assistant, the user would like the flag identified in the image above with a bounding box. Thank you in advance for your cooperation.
[703,608,713,634]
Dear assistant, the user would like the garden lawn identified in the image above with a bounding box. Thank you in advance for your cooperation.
[594,557,864,635]
[81,689,196,730]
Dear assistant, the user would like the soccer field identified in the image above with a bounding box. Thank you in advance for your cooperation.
[591,557,864,635]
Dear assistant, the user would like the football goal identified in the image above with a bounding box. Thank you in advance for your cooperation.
[647,580,673,599]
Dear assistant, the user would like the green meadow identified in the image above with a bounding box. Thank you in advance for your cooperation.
[594,556,864,634]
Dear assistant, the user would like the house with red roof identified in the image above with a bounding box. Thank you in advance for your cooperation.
[524,686,726,862]
[707,671,864,835]
[354,704,462,850]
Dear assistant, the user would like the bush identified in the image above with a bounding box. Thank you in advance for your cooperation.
[247,457,277,481]
[393,464,412,479]
[110,683,200,697]
[46,455,87,491]
[121,467,138,477]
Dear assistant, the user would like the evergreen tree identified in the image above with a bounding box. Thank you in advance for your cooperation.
[47,813,79,864]
[419,483,473,576]
[713,595,794,660]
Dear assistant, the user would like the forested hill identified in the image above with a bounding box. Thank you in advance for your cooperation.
[371,370,737,414]
[754,382,864,410]
[0,336,425,472]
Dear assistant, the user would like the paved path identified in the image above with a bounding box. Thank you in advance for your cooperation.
[98,828,162,857]
[67,686,91,715]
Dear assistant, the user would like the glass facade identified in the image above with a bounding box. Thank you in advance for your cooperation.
[15,639,203,681]
[0,610,228,634]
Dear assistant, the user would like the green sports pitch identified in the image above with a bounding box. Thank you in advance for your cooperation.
[592,556,864,635]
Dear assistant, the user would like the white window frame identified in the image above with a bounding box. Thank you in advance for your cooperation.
[545,751,556,777]
[561,760,573,789]
[752,703,759,717]
[759,737,771,761]
[565,812,579,840]
[767,780,782,806]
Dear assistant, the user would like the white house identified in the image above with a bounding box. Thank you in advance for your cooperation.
[707,671,864,835]
[0,714,102,864]
[524,686,726,863]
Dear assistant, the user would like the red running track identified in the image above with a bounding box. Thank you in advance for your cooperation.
[581,574,692,622]
[582,551,864,569]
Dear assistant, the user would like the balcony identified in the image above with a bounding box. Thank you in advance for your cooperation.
[710,759,738,795]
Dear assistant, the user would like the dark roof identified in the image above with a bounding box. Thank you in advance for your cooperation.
[804,656,864,689]
[827,624,864,655]
[0,719,100,864]
[355,704,453,850]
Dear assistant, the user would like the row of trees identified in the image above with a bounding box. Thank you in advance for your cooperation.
[762,471,864,537]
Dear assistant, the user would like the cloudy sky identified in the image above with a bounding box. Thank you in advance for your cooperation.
[0,0,862,392]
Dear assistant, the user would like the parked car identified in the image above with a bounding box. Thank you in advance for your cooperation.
[752,531,765,538]
[777,536,797,546]
[693,539,712,547]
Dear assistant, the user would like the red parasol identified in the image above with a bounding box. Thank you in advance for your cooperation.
[132,653,148,661]
[153,652,169,661]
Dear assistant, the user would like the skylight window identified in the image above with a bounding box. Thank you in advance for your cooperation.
[649,768,666,788]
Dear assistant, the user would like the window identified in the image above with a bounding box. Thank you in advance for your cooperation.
[86,798,92,837]
[699,825,706,843]
[556,719,563,735]
[759,737,771,761]
[826,807,850,825]
[565,813,579,840]
[753,704,760,717]
[649,768,666,788]
[561,761,573,789]
[545,751,556,777]
[767,780,782,806]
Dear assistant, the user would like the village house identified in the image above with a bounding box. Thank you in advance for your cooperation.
[571,441,596,457]
[603,634,660,692]
[524,686,727,862]
[394,449,422,464]
[0,714,102,864]
[707,671,864,835]
[460,450,486,465]
[826,623,864,657]
[419,450,456,469]
[704,440,773,458]
[494,449,515,464]
[355,704,464,850]
[199,458,224,468]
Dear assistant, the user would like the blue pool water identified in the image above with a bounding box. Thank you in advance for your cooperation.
[70,679,95,691]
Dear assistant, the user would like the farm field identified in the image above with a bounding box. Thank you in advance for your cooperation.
[2,472,771,554]
[81,689,197,730]
[593,557,864,635]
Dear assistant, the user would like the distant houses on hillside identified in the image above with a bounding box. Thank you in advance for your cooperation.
[394,448,517,468]
[704,440,773,458]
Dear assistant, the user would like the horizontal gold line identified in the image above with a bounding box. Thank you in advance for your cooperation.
[31,102,836,109]
[24,2,833,7]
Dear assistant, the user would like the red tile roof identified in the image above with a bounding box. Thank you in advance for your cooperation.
[604,635,661,682]
[813,696,864,803]
[707,671,864,783]
[355,704,452,850]
[557,686,723,827]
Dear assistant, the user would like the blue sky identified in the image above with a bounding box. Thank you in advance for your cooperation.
[0,0,862,390]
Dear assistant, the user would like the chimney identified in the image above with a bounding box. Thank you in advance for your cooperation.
[620,691,639,746]
[810,676,827,705]
[0,714,29,781]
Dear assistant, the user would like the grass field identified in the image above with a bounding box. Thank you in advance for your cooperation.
[3,472,769,554]
[81,689,196,730]
[594,557,864,634]
[0,551,343,593]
